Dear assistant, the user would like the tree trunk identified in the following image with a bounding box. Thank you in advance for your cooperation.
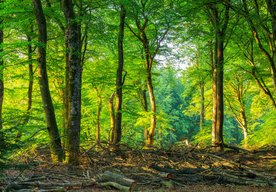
[208,2,230,151]
[229,79,249,147]
[200,78,205,130]
[214,34,224,151]
[210,42,218,147]
[110,5,126,148]
[63,43,69,149]
[27,33,34,115]
[62,0,82,166]
[0,12,4,154]
[145,70,157,147]
[127,2,168,148]
[33,0,64,162]
[109,93,115,146]
[94,87,102,144]
[136,81,148,111]
[242,127,248,147]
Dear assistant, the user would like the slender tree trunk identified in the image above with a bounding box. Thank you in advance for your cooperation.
[94,87,102,144]
[109,93,115,145]
[62,0,82,166]
[63,42,69,149]
[33,0,64,162]
[242,127,248,147]
[27,33,34,114]
[126,1,168,148]
[0,13,5,154]
[44,0,68,150]
[229,79,249,147]
[210,42,218,147]
[110,5,126,148]
[240,110,248,147]
[141,31,157,148]
[145,69,156,147]
[200,80,205,130]
[213,34,224,151]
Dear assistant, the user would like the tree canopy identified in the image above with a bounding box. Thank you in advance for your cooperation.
[0,0,275,165]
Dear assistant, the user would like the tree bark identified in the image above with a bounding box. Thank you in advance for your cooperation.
[214,34,224,151]
[208,1,230,151]
[27,33,34,115]
[142,25,157,148]
[145,70,157,147]
[110,5,126,148]
[33,0,64,162]
[0,9,4,154]
[62,0,82,166]
[94,87,102,144]
[210,41,218,148]
[200,80,205,130]
[109,93,115,147]
[136,81,148,111]
[96,171,137,191]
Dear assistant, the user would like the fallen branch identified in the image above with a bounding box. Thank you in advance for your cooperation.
[149,164,205,175]
[96,171,136,191]
[204,152,275,186]
[4,180,96,192]
[224,144,251,154]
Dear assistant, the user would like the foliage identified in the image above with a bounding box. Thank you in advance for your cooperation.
[0,0,275,160]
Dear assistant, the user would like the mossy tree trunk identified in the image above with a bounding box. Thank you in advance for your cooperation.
[0,5,5,155]
[33,0,64,162]
[62,0,82,166]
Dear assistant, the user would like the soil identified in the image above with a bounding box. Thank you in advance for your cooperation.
[0,144,275,191]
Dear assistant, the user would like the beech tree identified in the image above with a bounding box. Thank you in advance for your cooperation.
[206,0,230,151]
[110,3,126,149]
[126,0,172,148]
[242,0,276,93]
[0,0,275,162]
[0,0,4,154]
[62,0,82,165]
[33,0,64,161]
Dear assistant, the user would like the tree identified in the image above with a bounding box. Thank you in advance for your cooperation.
[32,0,64,161]
[62,0,82,165]
[241,0,276,93]
[225,74,250,147]
[110,3,126,149]
[126,0,171,148]
[26,27,34,121]
[0,0,4,155]
[206,0,230,151]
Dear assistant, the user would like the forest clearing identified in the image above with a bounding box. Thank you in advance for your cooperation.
[0,0,276,191]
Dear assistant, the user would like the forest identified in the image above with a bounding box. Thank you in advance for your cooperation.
[0,0,275,191]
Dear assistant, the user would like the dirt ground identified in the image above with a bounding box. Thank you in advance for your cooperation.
[0,144,275,191]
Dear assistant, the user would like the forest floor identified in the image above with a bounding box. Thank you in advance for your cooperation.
[0,144,275,192]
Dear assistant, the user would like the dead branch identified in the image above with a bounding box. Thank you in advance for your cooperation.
[96,171,136,191]
[149,164,205,175]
